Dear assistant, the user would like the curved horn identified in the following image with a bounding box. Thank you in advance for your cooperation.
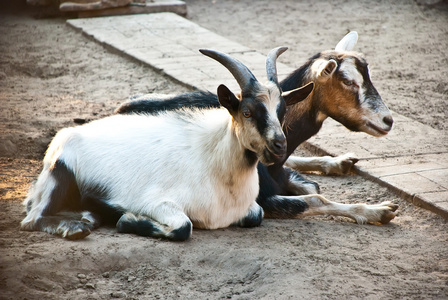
[335,31,358,52]
[266,46,288,84]
[199,49,257,92]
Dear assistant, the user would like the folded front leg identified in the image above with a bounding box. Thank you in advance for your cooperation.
[234,202,264,228]
[116,201,192,241]
[285,153,359,175]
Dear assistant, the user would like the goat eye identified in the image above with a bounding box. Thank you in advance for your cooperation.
[343,80,354,86]
[343,79,358,88]
[242,110,251,118]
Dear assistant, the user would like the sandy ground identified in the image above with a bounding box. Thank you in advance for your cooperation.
[1,1,447,299]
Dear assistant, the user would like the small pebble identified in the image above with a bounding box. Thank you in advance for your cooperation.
[111,291,127,298]
[85,283,95,289]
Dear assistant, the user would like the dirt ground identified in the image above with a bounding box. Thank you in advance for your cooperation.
[1,1,447,299]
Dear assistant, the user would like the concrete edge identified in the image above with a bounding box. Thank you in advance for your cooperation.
[356,167,448,220]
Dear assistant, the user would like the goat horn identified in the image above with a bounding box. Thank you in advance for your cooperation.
[266,46,288,85]
[199,49,258,92]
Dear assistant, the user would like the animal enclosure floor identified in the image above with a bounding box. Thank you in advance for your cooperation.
[1,1,447,299]
[67,12,448,219]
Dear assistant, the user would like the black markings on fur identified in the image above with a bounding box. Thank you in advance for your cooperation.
[354,57,382,111]
[240,94,271,138]
[284,109,323,157]
[256,164,316,218]
[42,160,121,228]
[80,186,123,225]
[287,168,320,194]
[237,207,263,228]
[276,100,286,121]
[280,53,321,91]
[252,102,269,137]
[169,222,192,241]
[116,214,160,236]
[43,160,82,216]
[244,149,258,167]
[278,55,327,156]
[256,163,283,207]
[353,56,371,87]
[263,195,309,219]
[117,214,191,241]
[116,91,219,115]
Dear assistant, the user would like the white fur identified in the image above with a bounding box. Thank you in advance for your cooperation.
[339,57,364,87]
[22,97,284,234]
[285,153,359,175]
[258,81,284,141]
[297,195,397,225]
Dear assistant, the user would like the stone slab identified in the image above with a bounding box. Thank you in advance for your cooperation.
[418,168,448,189]
[414,191,448,220]
[67,13,293,94]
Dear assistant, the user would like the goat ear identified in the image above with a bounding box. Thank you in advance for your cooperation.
[282,82,314,106]
[217,84,240,115]
[335,31,358,51]
[318,59,338,79]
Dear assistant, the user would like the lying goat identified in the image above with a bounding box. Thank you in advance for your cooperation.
[116,32,398,224]
[21,47,313,240]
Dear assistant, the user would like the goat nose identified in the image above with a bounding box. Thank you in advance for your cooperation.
[383,115,394,129]
[272,137,287,154]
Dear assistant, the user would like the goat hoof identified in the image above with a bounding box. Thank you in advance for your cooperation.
[57,220,93,240]
[380,211,397,224]
[335,153,359,175]
[64,228,91,240]
[81,211,101,229]
[378,201,399,224]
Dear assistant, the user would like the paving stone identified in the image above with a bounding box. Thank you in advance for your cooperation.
[418,191,448,204]
[414,192,448,219]
[380,173,445,195]
[418,168,448,189]
[365,162,448,178]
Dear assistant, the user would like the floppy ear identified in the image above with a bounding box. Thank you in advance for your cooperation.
[335,31,358,52]
[217,84,240,116]
[282,82,314,106]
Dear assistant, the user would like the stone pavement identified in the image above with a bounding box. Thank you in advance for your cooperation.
[67,13,448,219]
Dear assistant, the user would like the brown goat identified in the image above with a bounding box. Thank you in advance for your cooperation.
[284,32,393,175]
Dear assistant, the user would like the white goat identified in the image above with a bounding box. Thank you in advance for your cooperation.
[20,48,314,240]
